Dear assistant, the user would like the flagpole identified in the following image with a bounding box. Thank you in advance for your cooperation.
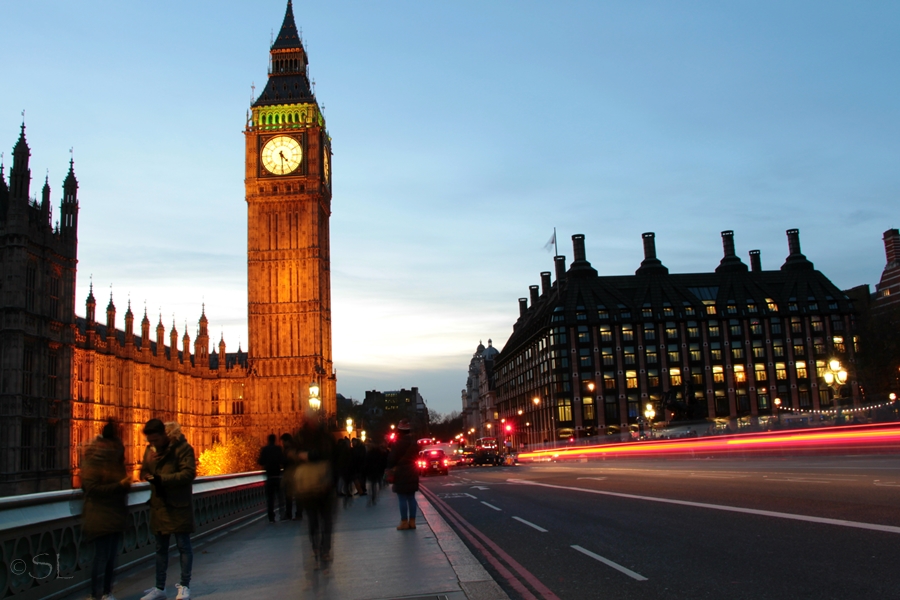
[554,227,558,256]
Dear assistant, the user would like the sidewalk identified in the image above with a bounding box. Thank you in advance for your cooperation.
[64,485,508,600]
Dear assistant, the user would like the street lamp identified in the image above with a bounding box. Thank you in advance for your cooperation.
[643,403,656,438]
[824,359,849,421]
[346,417,354,437]
[308,381,321,411]
[774,397,782,425]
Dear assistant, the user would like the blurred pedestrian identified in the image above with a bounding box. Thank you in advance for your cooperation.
[335,437,352,500]
[140,420,196,600]
[258,433,285,523]
[364,441,388,506]
[386,418,419,530]
[81,419,130,600]
[293,411,336,567]
[280,433,301,520]
[351,437,367,495]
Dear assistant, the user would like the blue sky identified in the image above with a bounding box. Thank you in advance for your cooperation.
[2,1,898,416]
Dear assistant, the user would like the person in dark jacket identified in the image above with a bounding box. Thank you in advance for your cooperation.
[140,419,196,600]
[280,433,301,520]
[81,419,130,600]
[350,437,367,495]
[293,411,336,566]
[258,434,285,523]
[363,441,388,506]
[386,418,419,530]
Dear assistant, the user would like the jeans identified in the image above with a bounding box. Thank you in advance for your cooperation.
[398,492,417,520]
[91,532,121,598]
[265,476,282,522]
[155,532,192,589]
[305,495,334,557]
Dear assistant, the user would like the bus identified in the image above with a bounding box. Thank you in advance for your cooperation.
[474,437,501,466]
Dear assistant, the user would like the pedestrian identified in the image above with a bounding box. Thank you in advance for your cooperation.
[140,420,196,600]
[363,441,388,506]
[280,433,301,521]
[81,419,130,600]
[386,418,419,530]
[293,410,336,567]
[257,433,284,523]
[351,437,367,495]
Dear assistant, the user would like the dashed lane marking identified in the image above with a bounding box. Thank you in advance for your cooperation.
[481,501,502,511]
[512,516,548,532]
[571,545,648,581]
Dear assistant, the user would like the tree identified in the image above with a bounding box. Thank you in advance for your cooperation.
[197,436,260,476]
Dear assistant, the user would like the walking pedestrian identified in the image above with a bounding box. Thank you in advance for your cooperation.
[140,420,196,600]
[280,433,301,520]
[81,419,130,600]
[386,418,419,530]
[351,437,367,495]
[257,433,284,523]
[293,411,335,567]
[364,440,387,506]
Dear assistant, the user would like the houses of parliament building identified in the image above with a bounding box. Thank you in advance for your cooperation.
[0,1,335,496]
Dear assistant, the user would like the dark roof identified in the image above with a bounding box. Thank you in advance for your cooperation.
[253,74,315,107]
[272,1,301,50]
[499,256,852,362]
[253,1,315,107]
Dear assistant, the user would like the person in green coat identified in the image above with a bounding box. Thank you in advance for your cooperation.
[139,419,196,600]
[81,419,130,600]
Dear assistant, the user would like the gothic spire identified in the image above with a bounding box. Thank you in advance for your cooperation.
[10,121,31,200]
[272,1,301,50]
[253,1,313,107]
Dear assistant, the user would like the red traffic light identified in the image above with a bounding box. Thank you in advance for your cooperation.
[505,424,512,432]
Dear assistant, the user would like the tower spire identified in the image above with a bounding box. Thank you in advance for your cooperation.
[253,1,313,107]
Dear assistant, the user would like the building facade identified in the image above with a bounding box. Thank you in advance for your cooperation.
[0,1,336,496]
[491,231,860,444]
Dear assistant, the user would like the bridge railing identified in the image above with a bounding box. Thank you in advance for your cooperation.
[0,472,265,600]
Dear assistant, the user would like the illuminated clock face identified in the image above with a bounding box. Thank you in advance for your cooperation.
[261,135,302,175]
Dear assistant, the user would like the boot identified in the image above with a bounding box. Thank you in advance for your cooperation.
[408,517,417,529]
[397,519,410,530]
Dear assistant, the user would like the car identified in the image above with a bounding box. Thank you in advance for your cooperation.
[416,449,450,476]
[457,452,475,466]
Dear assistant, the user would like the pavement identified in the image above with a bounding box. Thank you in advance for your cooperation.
[63,484,509,600]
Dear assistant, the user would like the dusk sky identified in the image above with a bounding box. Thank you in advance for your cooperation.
[2,1,898,416]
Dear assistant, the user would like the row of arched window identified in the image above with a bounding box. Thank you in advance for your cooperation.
[258,111,309,126]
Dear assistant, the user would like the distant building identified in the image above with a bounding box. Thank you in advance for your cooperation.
[492,231,860,443]
[461,340,498,434]
[364,387,428,427]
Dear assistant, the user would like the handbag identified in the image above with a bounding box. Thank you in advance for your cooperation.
[293,461,331,499]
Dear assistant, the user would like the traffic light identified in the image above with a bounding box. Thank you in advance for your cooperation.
[505,424,512,433]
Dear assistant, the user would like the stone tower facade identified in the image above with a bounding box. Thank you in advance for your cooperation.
[0,124,79,493]
[244,0,336,434]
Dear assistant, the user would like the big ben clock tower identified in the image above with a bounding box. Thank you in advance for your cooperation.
[245,0,335,430]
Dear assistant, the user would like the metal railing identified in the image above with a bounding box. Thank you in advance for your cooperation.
[0,472,265,600]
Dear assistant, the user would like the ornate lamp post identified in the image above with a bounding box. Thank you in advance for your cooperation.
[773,397,782,426]
[308,381,321,411]
[643,403,656,439]
[823,359,849,422]
[532,396,541,447]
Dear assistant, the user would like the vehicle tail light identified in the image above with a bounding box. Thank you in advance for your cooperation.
[443,459,448,466]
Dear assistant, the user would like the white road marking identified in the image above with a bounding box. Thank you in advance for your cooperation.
[577,477,607,481]
[512,516,548,532]
[874,481,900,487]
[471,486,490,490]
[507,478,900,535]
[764,478,832,484]
[481,501,502,511]
[571,545,648,581]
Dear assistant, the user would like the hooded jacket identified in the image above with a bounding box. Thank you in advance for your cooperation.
[140,422,196,534]
[81,436,129,539]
